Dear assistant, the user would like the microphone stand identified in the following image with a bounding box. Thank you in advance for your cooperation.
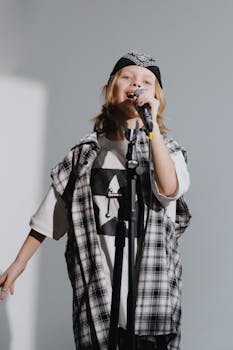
[108,123,140,350]
[125,125,139,350]
[108,218,126,350]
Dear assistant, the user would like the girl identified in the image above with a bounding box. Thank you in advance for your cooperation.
[0,51,191,350]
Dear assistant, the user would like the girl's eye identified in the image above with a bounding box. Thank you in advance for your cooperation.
[144,80,153,85]
[122,75,131,80]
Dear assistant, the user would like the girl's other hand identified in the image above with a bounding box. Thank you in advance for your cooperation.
[0,261,26,300]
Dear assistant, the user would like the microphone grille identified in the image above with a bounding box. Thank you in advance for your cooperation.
[134,88,147,97]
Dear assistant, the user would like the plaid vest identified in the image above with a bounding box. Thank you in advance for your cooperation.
[51,130,191,350]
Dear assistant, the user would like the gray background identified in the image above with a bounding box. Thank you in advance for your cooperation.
[0,0,233,349]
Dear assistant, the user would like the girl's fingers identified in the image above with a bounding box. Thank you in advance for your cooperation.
[0,283,9,300]
[0,274,7,289]
[10,282,15,295]
[0,279,15,300]
[0,273,15,299]
[0,262,26,300]
[137,94,158,107]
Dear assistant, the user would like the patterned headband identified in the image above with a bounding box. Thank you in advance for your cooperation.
[108,50,163,88]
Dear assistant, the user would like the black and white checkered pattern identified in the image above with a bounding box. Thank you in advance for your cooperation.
[51,130,191,350]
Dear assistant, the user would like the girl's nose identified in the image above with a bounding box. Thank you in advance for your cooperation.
[132,80,141,88]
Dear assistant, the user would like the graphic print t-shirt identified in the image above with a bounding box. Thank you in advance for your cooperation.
[90,134,144,329]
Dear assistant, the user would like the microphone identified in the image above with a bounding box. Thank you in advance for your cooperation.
[134,88,153,133]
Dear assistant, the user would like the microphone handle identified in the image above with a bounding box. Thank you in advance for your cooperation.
[138,104,153,132]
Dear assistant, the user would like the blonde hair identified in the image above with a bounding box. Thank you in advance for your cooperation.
[93,70,168,135]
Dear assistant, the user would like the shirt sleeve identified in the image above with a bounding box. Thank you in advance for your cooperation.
[151,150,190,208]
[29,185,68,240]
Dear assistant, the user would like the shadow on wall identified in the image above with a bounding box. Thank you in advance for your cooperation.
[0,301,11,350]
[30,69,77,349]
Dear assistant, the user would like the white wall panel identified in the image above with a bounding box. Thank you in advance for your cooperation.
[0,76,47,350]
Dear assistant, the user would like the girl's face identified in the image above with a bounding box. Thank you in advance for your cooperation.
[112,65,156,105]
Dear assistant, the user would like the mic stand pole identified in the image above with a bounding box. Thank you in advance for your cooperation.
[108,218,126,350]
[108,123,140,350]
[125,125,140,350]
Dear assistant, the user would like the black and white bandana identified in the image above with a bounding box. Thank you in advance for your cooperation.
[109,50,163,88]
